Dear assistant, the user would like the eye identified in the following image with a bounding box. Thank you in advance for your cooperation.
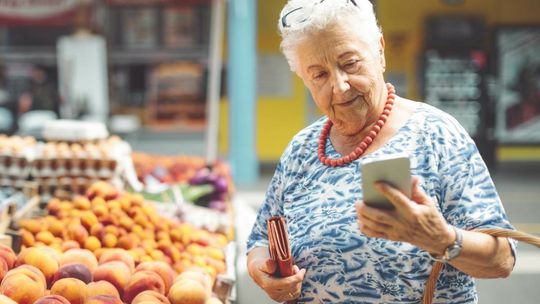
[312,71,327,80]
[343,60,360,70]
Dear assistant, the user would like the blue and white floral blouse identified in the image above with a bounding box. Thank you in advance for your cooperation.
[247,102,516,304]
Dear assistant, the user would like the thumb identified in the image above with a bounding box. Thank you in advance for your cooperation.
[411,176,432,205]
[296,267,306,281]
[259,258,277,275]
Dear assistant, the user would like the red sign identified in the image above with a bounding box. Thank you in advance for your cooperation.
[0,0,79,26]
[106,0,210,5]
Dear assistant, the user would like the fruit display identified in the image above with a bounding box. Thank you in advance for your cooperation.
[132,153,234,213]
[6,181,231,304]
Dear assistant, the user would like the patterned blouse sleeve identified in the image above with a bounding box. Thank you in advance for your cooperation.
[435,115,517,254]
[246,145,291,253]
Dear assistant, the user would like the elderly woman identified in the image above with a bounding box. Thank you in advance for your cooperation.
[247,0,516,303]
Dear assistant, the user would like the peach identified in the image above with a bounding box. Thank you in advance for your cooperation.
[67,223,89,246]
[92,204,109,219]
[174,269,213,297]
[94,248,107,260]
[48,220,65,237]
[123,270,166,304]
[135,261,175,291]
[206,247,225,261]
[73,196,91,210]
[39,246,62,263]
[0,259,8,281]
[60,249,98,272]
[102,234,118,248]
[84,295,123,304]
[119,217,134,231]
[15,247,59,286]
[92,261,131,298]
[90,223,105,238]
[52,263,92,284]
[150,249,166,261]
[0,294,16,304]
[3,264,47,288]
[0,269,46,304]
[84,236,102,252]
[99,249,135,273]
[0,243,16,269]
[167,279,207,304]
[81,212,99,231]
[21,229,35,247]
[47,198,62,215]
[131,290,171,304]
[86,280,120,298]
[33,295,71,304]
[50,278,87,304]
[206,258,226,276]
[117,233,139,250]
[61,240,81,252]
[104,225,119,237]
[18,218,42,234]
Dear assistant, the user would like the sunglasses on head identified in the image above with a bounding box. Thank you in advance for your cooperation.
[281,0,359,28]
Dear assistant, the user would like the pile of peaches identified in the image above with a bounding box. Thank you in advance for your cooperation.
[3,181,229,304]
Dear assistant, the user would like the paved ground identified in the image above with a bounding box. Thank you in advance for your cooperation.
[475,162,540,304]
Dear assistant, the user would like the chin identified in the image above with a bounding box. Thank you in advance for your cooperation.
[332,119,365,136]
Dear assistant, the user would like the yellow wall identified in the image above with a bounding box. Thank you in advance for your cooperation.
[219,0,540,161]
[378,0,540,100]
[219,0,307,162]
[378,0,540,159]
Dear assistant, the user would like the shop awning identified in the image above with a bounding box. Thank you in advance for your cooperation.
[0,0,79,26]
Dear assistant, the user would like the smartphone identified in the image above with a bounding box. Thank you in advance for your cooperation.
[361,154,411,210]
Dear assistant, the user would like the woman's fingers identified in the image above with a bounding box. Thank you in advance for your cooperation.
[358,219,388,238]
[374,182,413,214]
[411,177,434,205]
[265,267,306,302]
[356,201,396,226]
[258,258,277,275]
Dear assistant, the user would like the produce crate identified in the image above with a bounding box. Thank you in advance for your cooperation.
[0,182,40,251]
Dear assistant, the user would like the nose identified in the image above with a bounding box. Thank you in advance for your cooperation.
[332,70,350,96]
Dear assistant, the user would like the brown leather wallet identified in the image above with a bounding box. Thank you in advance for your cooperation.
[267,216,295,277]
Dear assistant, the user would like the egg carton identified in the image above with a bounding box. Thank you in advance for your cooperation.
[0,177,28,190]
[31,157,120,179]
[0,157,32,180]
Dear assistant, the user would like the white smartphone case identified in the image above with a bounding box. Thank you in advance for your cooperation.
[361,154,411,209]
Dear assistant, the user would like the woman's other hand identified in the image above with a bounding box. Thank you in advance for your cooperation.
[247,247,306,302]
[356,177,454,256]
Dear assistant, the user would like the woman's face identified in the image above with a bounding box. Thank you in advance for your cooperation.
[296,22,386,136]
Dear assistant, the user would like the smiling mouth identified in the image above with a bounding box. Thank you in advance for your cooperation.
[337,95,361,107]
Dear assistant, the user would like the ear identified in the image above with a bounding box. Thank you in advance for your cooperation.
[379,35,386,72]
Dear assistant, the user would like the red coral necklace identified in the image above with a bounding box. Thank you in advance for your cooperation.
[318,82,396,167]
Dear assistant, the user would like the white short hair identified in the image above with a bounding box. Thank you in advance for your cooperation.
[278,0,382,72]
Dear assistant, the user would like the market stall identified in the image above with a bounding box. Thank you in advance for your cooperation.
[0,126,236,304]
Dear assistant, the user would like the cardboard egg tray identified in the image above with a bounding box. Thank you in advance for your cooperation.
[0,135,132,198]
[36,177,108,198]
[0,156,32,180]
[31,157,119,179]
